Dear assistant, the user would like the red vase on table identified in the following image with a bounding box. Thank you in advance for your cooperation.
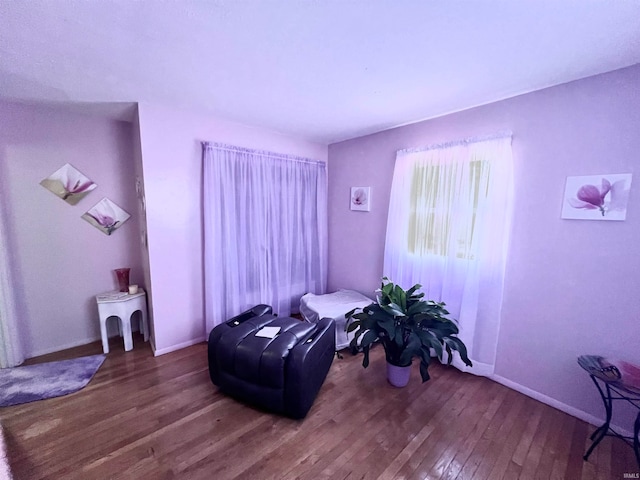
[114,268,130,292]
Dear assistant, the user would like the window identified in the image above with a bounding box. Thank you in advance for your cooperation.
[383,133,513,375]
[408,157,488,260]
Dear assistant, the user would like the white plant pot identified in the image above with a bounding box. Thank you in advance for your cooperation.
[386,362,411,387]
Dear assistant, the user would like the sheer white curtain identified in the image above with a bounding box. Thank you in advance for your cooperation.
[203,142,327,331]
[0,194,24,368]
[384,133,513,376]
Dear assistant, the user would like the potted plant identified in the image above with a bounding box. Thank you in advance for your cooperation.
[345,277,472,387]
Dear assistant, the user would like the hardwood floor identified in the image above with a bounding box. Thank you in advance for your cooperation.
[1,336,638,479]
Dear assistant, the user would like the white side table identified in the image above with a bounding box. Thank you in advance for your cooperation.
[96,289,149,353]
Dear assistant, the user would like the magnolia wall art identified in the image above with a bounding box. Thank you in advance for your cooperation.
[82,198,131,235]
[561,173,632,221]
[350,186,371,212]
[40,163,97,205]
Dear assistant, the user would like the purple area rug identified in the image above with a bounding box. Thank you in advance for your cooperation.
[0,354,105,407]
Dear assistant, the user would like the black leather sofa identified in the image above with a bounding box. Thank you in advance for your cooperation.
[208,305,335,419]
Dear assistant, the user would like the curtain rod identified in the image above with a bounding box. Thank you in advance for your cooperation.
[397,130,513,155]
[202,141,325,167]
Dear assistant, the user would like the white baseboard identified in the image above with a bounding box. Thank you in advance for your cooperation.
[28,325,146,359]
[152,337,205,356]
[451,357,495,377]
[28,337,100,358]
[491,373,634,438]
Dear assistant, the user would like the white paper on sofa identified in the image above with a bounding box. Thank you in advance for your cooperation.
[255,326,281,338]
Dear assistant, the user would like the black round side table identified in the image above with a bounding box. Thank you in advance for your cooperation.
[578,355,640,468]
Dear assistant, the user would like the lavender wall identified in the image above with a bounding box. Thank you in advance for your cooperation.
[136,103,327,355]
[0,101,143,357]
[327,65,640,428]
[131,111,154,341]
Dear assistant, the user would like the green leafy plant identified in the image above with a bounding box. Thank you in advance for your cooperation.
[345,277,473,382]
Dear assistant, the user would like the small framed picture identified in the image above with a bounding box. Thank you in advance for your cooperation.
[561,173,632,221]
[350,187,371,212]
[40,163,97,205]
[82,197,131,235]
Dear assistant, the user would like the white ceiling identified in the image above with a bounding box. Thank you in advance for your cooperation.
[1,1,640,144]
